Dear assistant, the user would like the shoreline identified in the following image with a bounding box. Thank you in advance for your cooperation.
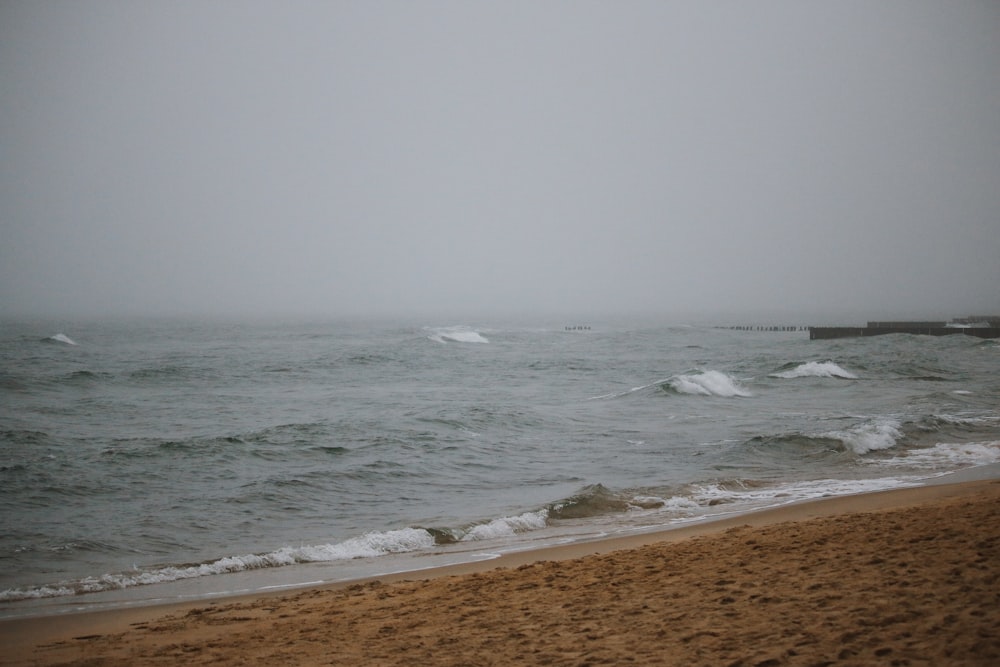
[3,473,999,665]
[7,465,997,622]
[0,476,947,622]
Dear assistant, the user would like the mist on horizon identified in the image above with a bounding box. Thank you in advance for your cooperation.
[2,2,998,323]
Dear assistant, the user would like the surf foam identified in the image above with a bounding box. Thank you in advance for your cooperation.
[690,476,919,507]
[0,527,438,602]
[460,510,549,541]
[0,509,563,603]
[771,361,857,379]
[47,333,77,346]
[667,371,751,397]
[873,441,1000,470]
[822,418,903,455]
[427,326,489,344]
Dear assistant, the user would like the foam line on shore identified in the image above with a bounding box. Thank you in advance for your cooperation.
[2,471,998,665]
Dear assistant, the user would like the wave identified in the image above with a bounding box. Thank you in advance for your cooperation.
[541,484,692,519]
[0,485,685,603]
[94,422,337,462]
[0,508,554,603]
[0,470,951,603]
[589,370,750,400]
[239,422,331,446]
[2,484,687,602]
[820,418,904,454]
[746,411,1000,459]
[426,326,489,344]
[743,431,844,456]
[587,381,662,400]
[770,361,857,379]
[128,366,187,381]
[742,418,907,456]
[343,352,398,366]
[547,483,636,518]
[0,430,53,447]
[61,370,115,386]
[0,527,438,602]
[871,440,1000,470]
[916,413,1000,436]
[688,476,920,507]
[458,510,549,541]
[663,371,751,397]
[43,333,77,346]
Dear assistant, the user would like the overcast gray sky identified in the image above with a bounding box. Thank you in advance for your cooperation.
[1,1,998,322]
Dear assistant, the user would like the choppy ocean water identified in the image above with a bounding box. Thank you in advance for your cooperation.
[2,318,999,617]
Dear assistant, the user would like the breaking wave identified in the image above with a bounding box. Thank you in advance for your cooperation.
[745,413,1000,460]
[0,507,557,603]
[0,527,437,602]
[872,440,1000,470]
[821,418,904,455]
[744,419,906,457]
[771,361,857,379]
[589,370,751,400]
[459,510,549,541]
[663,371,751,397]
[1,465,972,604]
[426,326,489,344]
[689,476,919,507]
[44,333,77,346]
[0,483,733,603]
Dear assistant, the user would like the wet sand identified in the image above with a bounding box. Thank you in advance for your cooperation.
[3,478,998,666]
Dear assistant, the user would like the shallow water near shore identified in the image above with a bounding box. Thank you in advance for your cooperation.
[2,318,999,618]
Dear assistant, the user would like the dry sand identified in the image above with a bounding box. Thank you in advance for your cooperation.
[2,478,998,666]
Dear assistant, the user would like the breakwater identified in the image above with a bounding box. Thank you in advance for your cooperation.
[809,317,1000,340]
[723,325,808,332]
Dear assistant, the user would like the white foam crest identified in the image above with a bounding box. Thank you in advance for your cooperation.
[289,527,436,560]
[662,495,701,511]
[691,476,918,506]
[427,326,489,344]
[588,379,668,400]
[0,585,74,602]
[0,528,437,602]
[668,371,751,397]
[821,418,903,455]
[461,510,549,541]
[48,333,77,345]
[874,441,1000,470]
[771,361,857,379]
[931,413,999,426]
[628,495,699,513]
[89,527,436,589]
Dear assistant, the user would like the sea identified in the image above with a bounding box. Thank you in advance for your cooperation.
[2,317,999,618]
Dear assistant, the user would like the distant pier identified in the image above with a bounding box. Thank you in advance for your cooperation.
[808,316,1000,340]
[718,316,1000,339]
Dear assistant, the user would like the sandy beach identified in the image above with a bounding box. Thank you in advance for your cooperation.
[3,478,998,666]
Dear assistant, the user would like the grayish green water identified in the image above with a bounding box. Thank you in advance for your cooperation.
[2,318,998,616]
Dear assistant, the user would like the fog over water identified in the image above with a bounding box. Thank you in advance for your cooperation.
[2,2,998,322]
